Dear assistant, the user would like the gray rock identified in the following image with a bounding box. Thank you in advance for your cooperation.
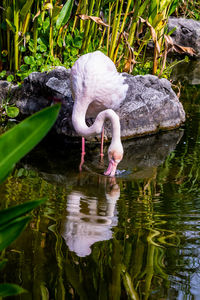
[171,59,200,85]
[112,74,185,139]
[16,67,72,115]
[168,17,200,57]
[0,81,21,105]
[1,67,185,140]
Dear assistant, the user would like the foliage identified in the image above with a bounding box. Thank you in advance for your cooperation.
[0,90,19,124]
[176,0,200,20]
[0,104,60,297]
[0,0,191,81]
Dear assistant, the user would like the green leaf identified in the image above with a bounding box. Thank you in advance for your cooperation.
[5,106,19,118]
[6,6,12,21]
[24,56,31,64]
[24,55,35,65]
[5,18,16,33]
[0,216,31,251]
[19,45,26,52]
[16,167,27,177]
[20,0,34,23]
[160,0,171,12]
[0,104,60,183]
[72,37,82,49]
[6,75,15,82]
[138,0,149,17]
[35,53,42,60]
[42,18,50,30]
[168,26,177,36]
[0,283,27,297]
[39,44,47,52]
[0,70,6,79]
[19,64,29,71]
[56,0,74,30]
[52,5,62,21]
[168,0,178,16]
[0,199,46,226]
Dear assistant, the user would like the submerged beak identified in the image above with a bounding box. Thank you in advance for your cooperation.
[104,159,118,177]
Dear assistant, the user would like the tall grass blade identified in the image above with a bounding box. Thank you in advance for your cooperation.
[168,0,179,15]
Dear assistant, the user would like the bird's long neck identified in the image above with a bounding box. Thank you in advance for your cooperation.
[72,100,121,144]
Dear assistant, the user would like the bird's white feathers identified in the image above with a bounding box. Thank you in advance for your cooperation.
[70,51,128,175]
[70,51,128,118]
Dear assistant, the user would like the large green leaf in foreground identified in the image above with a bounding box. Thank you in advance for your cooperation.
[0,216,31,251]
[0,104,60,183]
[0,283,27,297]
[0,199,46,226]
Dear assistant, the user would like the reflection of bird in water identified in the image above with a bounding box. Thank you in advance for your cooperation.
[61,178,120,257]
[70,51,128,176]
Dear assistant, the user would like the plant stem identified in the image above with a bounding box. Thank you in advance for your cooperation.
[81,0,95,52]
[13,0,19,72]
[33,0,40,54]
[113,0,132,63]
[109,0,120,60]
[72,0,82,34]
[49,0,53,57]
[80,0,88,32]
[84,0,101,52]
[106,2,112,55]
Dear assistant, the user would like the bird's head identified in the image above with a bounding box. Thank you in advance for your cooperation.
[104,148,123,177]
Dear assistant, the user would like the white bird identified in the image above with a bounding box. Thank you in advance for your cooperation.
[70,51,128,176]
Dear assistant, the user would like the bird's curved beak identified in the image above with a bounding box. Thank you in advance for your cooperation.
[104,159,118,177]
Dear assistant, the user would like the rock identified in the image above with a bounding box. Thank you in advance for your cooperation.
[3,66,185,141]
[112,74,185,139]
[16,67,71,114]
[168,17,200,57]
[171,59,200,85]
[0,81,21,105]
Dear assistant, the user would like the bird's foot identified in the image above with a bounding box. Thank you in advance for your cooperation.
[99,153,104,164]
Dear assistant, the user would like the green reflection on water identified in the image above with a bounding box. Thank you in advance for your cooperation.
[0,84,200,299]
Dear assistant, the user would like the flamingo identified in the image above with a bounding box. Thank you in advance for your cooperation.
[70,51,128,176]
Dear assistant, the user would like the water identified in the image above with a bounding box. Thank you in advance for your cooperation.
[0,64,200,299]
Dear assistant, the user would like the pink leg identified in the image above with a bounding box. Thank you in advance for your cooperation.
[79,137,86,172]
[100,127,104,162]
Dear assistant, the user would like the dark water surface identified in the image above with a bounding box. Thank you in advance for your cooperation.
[0,65,200,299]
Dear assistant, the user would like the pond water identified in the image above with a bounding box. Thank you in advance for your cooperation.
[0,62,200,299]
